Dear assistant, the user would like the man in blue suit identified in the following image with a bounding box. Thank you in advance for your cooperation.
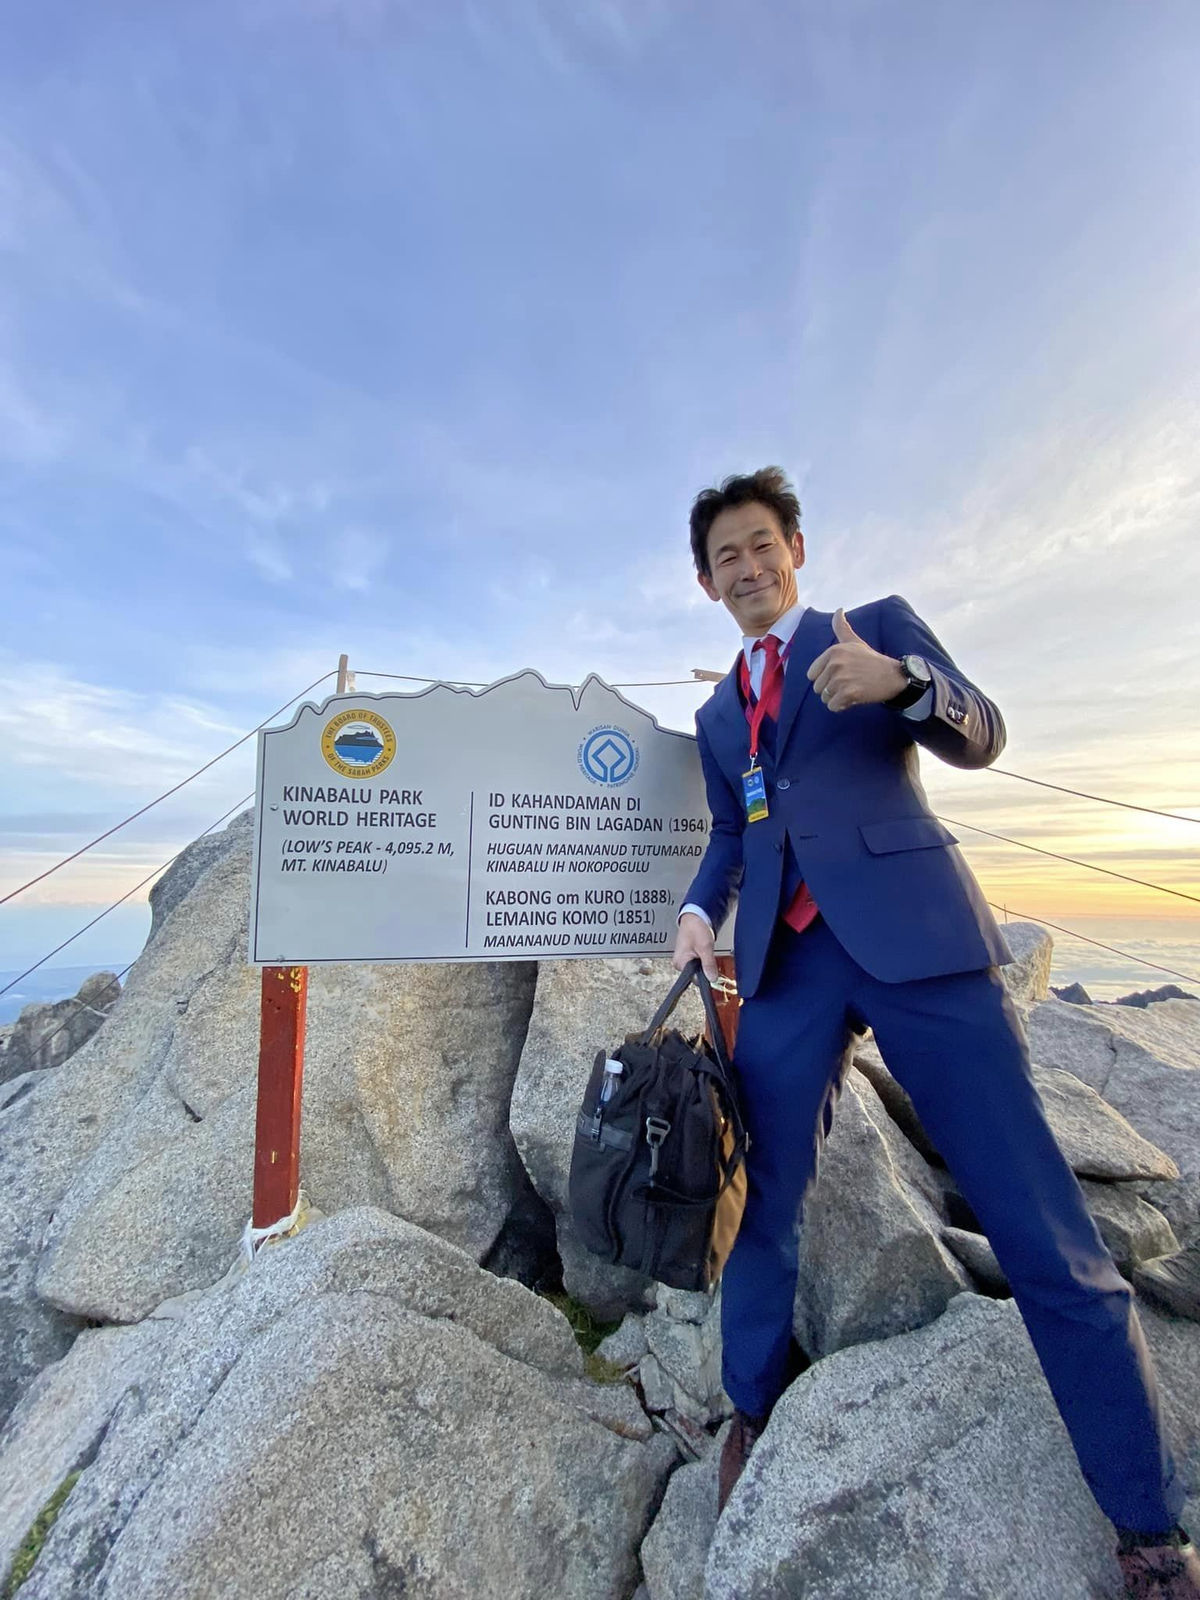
[673,467,1197,1596]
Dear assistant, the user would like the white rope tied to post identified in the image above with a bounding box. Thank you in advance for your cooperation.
[241,1190,307,1265]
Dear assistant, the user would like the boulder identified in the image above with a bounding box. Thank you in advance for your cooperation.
[791,1069,969,1358]
[943,1184,1178,1291]
[1080,1181,1179,1273]
[639,1298,1200,1600]
[479,1157,562,1291]
[1134,1243,1200,1330]
[1054,982,1094,1006]
[596,1312,650,1372]
[1138,1302,1200,1493]
[1026,999,1200,1183]
[1147,1182,1200,1249]
[510,956,703,1320]
[639,1432,721,1600]
[0,876,212,1424]
[1114,985,1199,1010]
[998,920,1054,1006]
[0,1320,172,1586]
[1033,1066,1178,1181]
[941,1226,1009,1294]
[639,1286,730,1427]
[703,1294,1196,1600]
[1,1209,678,1600]
[0,971,120,1084]
[0,1070,51,1113]
[146,822,243,942]
[855,1037,1178,1183]
[1093,997,1200,1073]
[30,813,539,1324]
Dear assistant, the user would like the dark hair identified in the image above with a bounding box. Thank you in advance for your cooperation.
[689,467,801,577]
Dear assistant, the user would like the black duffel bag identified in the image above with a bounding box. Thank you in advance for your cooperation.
[567,959,750,1291]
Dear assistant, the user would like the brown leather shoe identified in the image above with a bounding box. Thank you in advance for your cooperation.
[1118,1529,1200,1598]
[717,1408,767,1516]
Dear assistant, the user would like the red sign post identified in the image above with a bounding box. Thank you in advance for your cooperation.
[252,965,308,1231]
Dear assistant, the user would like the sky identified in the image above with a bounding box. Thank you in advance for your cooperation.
[1,0,1198,985]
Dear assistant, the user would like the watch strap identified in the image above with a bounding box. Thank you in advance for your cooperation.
[887,656,931,711]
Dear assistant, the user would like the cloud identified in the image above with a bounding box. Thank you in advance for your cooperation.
[0,655,248,794]
[245,532,294,584]
[331,526,389,592]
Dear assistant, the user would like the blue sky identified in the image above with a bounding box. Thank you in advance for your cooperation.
[2,0,1198,975]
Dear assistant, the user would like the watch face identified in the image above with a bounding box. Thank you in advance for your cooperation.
[905,655,933,686]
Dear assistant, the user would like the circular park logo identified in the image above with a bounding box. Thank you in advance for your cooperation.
[321,709,396,779]
[578,724,640,788]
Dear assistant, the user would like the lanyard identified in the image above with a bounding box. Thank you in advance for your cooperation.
[738,634,794,768]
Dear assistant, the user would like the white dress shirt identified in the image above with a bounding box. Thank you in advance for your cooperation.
[680,605,932,930]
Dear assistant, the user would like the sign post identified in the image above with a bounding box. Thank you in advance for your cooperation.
[248,670,732,966]
[252,965,308,1232]
[247,667,734,1246]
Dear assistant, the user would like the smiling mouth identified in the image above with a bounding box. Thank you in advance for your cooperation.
[739,581,775,598]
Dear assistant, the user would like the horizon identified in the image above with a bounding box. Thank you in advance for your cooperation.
[1,2,1198,982]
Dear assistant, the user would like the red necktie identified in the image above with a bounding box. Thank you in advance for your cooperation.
[745,636,820,936]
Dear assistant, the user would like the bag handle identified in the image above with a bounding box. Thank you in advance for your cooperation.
[638,960,751,1210]
[639,958,734,1083]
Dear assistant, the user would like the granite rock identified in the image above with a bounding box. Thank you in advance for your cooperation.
[638,1295,1200,1599]
[640,1287,731,1426]
[1026,998,1200,1183]
[1033,1066,1178,1181]
[999,920,1054,1007]
[0,832,237,1427]
[0,1320,172,1586]
[1114,985,1199,1010]
[4,1209,680,1600]
[792,1069,969,1358]
[855,1036,1178,1183]
[942,1184,1178,1292]
[707,1296,1130,1599]
[596,1313,650,1371]
[639,1434,721,1600]
[1137,1301,1200,1495]
[0,971,120,1084]
[1054,982,1094,1006]
[1081,1181,1179,1273]
[31,815,538,1323]
[941,1226,1009,1294]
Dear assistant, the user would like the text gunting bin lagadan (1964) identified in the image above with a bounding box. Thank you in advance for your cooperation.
[248,671,735,965]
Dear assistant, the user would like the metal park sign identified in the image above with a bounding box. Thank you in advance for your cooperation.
[249,671,732,966]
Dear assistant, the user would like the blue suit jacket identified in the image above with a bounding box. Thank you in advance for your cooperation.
[684,595,1013,998]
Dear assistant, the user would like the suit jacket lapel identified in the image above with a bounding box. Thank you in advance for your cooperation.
[774,607,832,757]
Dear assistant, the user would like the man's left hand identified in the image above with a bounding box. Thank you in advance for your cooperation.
[807,609,907,712]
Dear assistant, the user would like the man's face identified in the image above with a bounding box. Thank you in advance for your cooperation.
[697,502,805,634]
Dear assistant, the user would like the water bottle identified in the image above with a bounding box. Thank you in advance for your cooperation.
[599,1057,624,1104]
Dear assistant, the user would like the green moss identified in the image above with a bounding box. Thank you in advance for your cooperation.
[540,1290,623,1357]
[3,1471,81,1598]
[582,1352,631,1385]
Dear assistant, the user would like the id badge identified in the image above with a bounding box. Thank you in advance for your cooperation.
[741,765,769,824]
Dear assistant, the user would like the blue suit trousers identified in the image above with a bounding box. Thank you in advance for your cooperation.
[721,917,1183,1534]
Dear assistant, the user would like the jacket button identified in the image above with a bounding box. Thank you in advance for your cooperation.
[775,841,783,852]
[777,778,790,790]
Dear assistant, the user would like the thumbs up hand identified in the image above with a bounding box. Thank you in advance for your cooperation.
[807,607,909,713]
[832,608,860,645]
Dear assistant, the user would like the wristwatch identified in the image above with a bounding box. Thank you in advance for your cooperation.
[887,654,932,710]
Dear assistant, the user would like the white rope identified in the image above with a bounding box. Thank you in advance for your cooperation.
[241,1190,307,1265]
